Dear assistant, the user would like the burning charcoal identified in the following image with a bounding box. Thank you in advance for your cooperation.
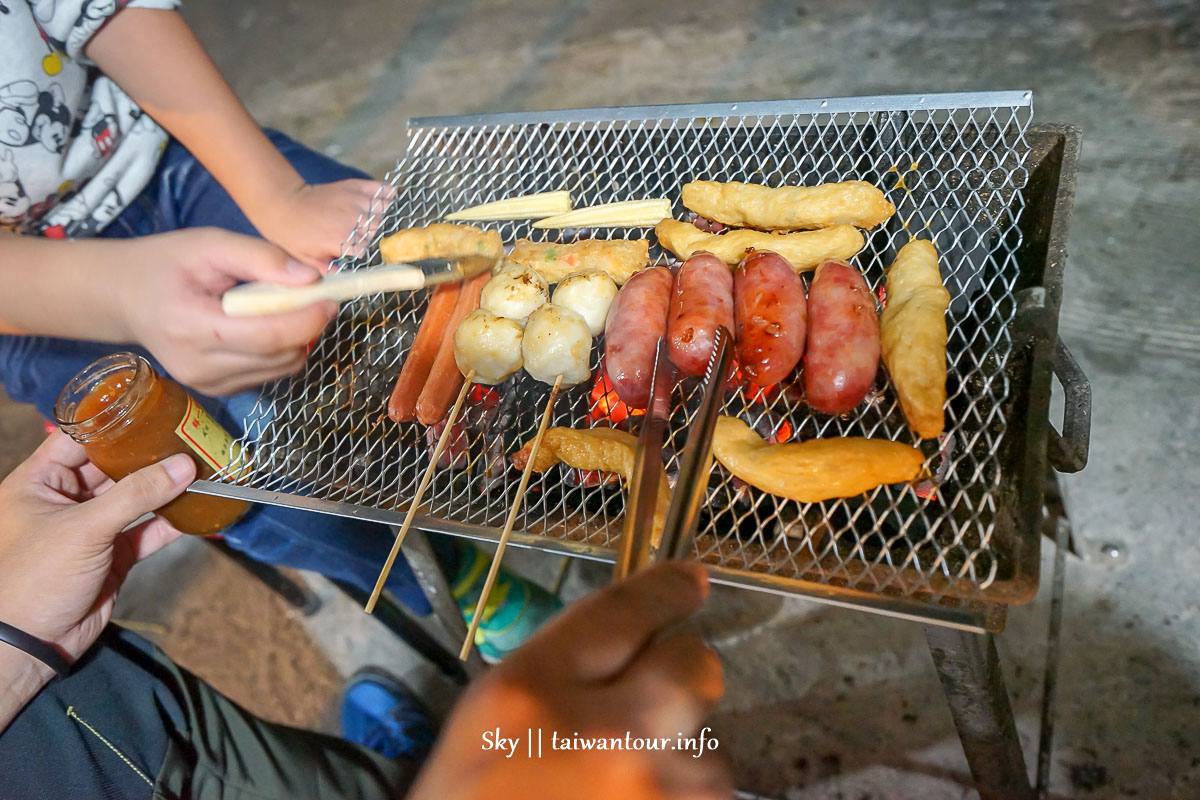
[425,418,470,470]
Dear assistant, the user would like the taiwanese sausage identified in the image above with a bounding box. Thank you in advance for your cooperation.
[415,271,490,425]
[388,282,462,422]
[804,259,880,414]
[603,266,673,409]
[667,252,734,376]
[733,250,807,386]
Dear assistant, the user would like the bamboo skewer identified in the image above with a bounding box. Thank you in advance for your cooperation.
[459,373,563,660]
[365,371,477,614]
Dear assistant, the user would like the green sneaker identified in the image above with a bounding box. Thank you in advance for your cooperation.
[452,545,562,663]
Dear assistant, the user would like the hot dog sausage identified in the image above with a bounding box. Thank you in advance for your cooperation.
[603,266,673,409]
[415,271,490,425]
[734,250,807,386]
[388,282,462,422]
[804,259,880,414]
[667,252,734,376]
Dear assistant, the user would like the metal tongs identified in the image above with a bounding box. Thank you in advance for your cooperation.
[614,327,734,579]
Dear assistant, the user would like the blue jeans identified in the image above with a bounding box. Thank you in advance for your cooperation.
[0,131,430,614]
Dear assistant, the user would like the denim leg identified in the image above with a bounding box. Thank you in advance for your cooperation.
[0,132,431,613]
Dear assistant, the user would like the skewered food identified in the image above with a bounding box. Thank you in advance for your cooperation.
[552,270,618,336]
[655,218,863,269]
[380,223,503,263]
[479,265,548,324]
[444,190,572,221]
[453,309,525,385]
[712,416,924,502]
[388,282,462,422]
[668,252,734,376]
[604,266,674,409]
[734,250,807,386]
[512,427,670,546]
[805,260,880,414]
[415,272,490,425]
[682,180,895,231]
[507,238,650,285]
[533,199,672,229]
[521,303,593,386]
[880,239,951,439]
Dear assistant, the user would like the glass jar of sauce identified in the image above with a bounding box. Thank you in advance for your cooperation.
[54,353,250,535]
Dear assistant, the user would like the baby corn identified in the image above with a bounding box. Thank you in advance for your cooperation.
[444,190,572,221]
[532,199,672,229]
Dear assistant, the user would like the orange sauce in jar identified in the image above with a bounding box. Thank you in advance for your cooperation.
[54,353,249,535]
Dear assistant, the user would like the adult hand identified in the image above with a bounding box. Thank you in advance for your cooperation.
[0,433,194,665]
[254,178,389,268]
[116,227,338,396]
[409,562,730,800]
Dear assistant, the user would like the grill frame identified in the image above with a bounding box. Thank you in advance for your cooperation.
[193,94,1084,633]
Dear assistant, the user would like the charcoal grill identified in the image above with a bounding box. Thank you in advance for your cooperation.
[195,91,1088,637]
[195,92,1088,799]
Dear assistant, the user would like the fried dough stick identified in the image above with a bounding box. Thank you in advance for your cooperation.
[712,416,924,503]
[682,180,895,231]
[512,427,670,547]
[655,219,863,269]
[880,239,951,439]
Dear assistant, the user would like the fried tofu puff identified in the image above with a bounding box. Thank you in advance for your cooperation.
[507,238,650,285]
[880,239,951,439]
[380,223,503,263]
[682,180,895,231]
[654,218,863,270]
[521,303,593,386]
[453,309,524,385]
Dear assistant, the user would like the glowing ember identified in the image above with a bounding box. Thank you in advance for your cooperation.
[589,371,643,423]
[876,284,887,308]
[766,419,794,444]
[468,384,500,408]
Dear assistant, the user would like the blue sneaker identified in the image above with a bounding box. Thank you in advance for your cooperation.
[342,668,437,763]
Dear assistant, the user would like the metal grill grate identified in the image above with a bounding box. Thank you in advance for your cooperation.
[202,92,1034,621]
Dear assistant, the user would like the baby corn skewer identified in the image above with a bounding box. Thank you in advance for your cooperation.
[533,198,672,229]
[444,190,572,221]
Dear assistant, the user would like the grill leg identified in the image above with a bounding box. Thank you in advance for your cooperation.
[402,529,488,679]
[925,627,1033,800]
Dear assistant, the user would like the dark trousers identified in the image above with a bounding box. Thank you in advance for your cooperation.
[0,130,429,615]
[0,626,415,799]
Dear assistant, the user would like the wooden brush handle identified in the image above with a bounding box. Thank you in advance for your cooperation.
[221,265,427,316]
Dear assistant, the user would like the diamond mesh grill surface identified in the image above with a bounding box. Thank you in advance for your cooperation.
[209,93,1033,609]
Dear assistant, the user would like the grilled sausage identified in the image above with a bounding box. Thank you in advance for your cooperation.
[388,282,462,422]
[603,266,673,409]
[415,271,490,425]
[734,250,807,386]
[804,260,880,414]
[668,252,734,376]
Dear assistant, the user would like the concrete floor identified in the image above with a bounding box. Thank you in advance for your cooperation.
[2,0,1197,797]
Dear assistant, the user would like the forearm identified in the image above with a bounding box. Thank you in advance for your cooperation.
[0,646,53,735]
[84,9,303,230]
[0,233,135,340]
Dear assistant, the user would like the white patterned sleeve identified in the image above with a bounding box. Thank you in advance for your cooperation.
[28,0,182,61]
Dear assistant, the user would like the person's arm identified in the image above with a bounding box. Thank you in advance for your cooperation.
[83,9,382,267]
[0,229,336,396]
[0,434,195,734]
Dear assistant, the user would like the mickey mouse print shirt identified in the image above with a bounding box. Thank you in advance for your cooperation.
[1,0,177,236]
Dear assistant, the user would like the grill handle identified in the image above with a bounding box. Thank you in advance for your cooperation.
[1047,337,1091,473]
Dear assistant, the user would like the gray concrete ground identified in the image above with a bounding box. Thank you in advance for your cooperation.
[2,0,1197,797]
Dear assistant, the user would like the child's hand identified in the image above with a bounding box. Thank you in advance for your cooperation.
[256,179,388,268]
[115,228,338,396]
